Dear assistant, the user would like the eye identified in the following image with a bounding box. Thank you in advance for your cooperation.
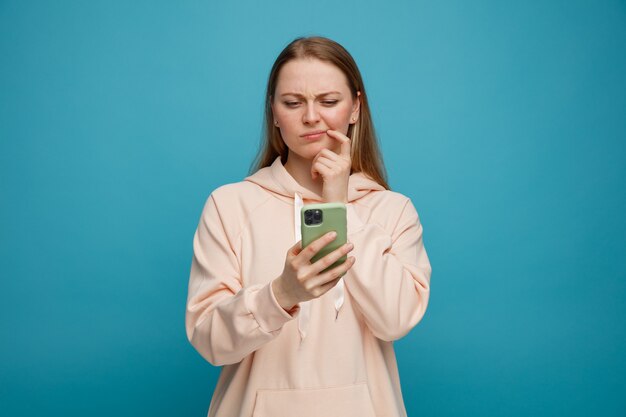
[284,101,299,107]
[322,100,338,106]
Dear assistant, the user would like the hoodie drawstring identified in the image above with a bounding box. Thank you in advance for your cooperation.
[294,192,344,343]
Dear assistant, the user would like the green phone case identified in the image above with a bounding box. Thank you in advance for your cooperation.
[300,202,347,274]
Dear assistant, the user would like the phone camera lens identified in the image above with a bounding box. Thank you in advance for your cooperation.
[303,209,323,225]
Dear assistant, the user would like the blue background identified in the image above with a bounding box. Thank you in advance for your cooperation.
[1,1,625,416]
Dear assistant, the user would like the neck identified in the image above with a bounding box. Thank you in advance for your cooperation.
[284,152,324,197]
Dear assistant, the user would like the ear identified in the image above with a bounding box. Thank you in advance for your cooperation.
[350,91,361,123]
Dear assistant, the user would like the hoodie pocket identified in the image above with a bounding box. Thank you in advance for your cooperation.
[251,382,376,417]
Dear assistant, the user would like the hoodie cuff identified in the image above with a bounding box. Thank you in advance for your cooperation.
[246,282,300,333]
[346,203,366,235]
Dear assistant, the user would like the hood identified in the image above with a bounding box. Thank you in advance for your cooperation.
[244,156,385,343]
[244,155,385,204]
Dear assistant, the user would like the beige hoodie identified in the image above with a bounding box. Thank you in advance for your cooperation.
[185,156,432,417]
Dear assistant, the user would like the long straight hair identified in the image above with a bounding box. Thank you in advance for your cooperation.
[248,36,390,190]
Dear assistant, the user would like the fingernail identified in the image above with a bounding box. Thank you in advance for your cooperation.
[328,231,337,238]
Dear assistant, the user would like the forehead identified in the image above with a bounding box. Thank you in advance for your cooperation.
[275,58,350,94]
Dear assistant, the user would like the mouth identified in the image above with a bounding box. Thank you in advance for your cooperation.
[301,130,327,140]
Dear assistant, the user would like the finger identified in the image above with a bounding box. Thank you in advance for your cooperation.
[310,241,353,275]
[312,160,333,180]
[318,148,339,160]
[312,163,332,180]
[311,163,323,180]
[327,130,351,158]
[311,150,336,179]
[296,231,338,265]
[316,276,342,296]
[311,148,335,167]
[313,156,335,170]
[310,151,322,179]
[311,256,355,289]
[289,240,303,257]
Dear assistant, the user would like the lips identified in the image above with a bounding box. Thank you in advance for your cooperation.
[301,130,326,138]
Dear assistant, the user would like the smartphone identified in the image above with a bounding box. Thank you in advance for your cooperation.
[300,202,347,275]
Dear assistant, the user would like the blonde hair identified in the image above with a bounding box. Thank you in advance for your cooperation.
[248,36,390,190]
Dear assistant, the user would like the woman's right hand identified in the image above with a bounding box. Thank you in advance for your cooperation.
[272,231,355,311]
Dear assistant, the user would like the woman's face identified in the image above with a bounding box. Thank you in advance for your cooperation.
[271,58,360,160]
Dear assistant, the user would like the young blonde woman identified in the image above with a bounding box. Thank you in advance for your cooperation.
[185,36,432,417]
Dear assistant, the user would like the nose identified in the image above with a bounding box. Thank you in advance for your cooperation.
[302,102,321,124]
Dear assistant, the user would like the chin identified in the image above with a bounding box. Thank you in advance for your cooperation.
[287,139,339,160]
[309,138,337,151]
[288,148,320,162]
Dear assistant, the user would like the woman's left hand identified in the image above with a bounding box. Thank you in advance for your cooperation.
[311,129,352,204]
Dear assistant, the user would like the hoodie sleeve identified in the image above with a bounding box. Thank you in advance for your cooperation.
[343,197,432,342]
[185,193,300,366]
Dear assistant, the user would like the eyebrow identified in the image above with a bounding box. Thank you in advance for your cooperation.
[280,91,342,98]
